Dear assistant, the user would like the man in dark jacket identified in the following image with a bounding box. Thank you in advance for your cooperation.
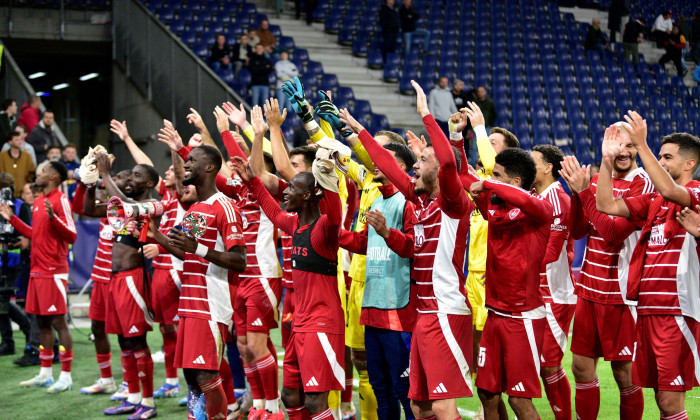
[607,0,629,44]
[0,98,17,142]
[659,25,687,76]
[584,18,611,59]
[248,44,272,108]
[26,110,59,165]
[623,18,645,68]
[379,0,400,62]
[208,34,234,72]
[399,0,430,57]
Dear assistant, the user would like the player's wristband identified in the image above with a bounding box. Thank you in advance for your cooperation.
[195,243,208,258]
[474,125,488,140]
[450,131,463,141]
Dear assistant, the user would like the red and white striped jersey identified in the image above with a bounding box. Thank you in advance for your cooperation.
[178,192,245,324]
[90,218,113,283]
[575,169,653,304]
[538,181,577,304]
[623,181,700,320]
[217,175,282,280]
[152,189,187,272]
[276,178,293,288]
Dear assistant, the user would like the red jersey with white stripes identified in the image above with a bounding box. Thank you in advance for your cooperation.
[216,174,282,280]
[357,115,474,316]
[152,188,187,272]
[9,188,76,275]
[178,192,245,324]
[277,177,293,288]
[90,218,114,283]
[623,181,700,320]
[573,169,653,305]
[538,181,576,304]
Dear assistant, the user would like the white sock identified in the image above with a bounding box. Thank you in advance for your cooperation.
[127,392,141,404]
[265,399,279,413]
[141,397,155,407]
[100,377,115,385]
[228,402,240,412]
[58,371,72,382]
[39,366,53,378]
[234,388,246,395]
[253,399,265,410]
[165,377,179,386]
[331,407,342,420]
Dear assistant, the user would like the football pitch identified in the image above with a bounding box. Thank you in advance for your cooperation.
[1,325,698,419]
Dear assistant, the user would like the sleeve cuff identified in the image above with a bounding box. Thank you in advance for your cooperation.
[474,125,488,140]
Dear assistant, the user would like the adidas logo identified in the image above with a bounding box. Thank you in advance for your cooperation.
[193,355,205,365]
[432,383,447,394]
[172,315,180,322]
[251,318,263,327]
[47,305,57,312]
[511,382,525,392]
[128,325,139,334]
[540,354,546,363]
[553,405,562,412]
[138,371,146,378]
[211,414,226,420]
[306,376,319,387]
[670,376,684,386]
[618,346,632,356]
[400,367,410,378]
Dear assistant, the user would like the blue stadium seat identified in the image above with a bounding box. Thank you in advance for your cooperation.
[353,100,372,118]
[368,50,384,69]
[307,60,324,77]
[237,69,252,86]
[320,74,339,92]
[278,36,295,51]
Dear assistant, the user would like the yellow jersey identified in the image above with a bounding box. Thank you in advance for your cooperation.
[468,131,497,273]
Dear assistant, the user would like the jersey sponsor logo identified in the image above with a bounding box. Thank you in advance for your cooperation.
[305,376,319,387]
[181,213,208,239]
[508,209,520,220]
[367,246,391,263]
[511,382,525,392]
[128,325,140,334]
[251,318,263,327]
[47,305,57,312]
[432,383,447,394]
[671,376,684,386]
[649,223,668,246]
[227,233,244,241]
[292,246,309,257]
[618,346,632,356]
[414,224,425,247]
[193,355,206,365]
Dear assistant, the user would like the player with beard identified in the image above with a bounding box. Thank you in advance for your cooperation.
[595,114,700,420]
[0,161,77,394]
[340,80,474,420]
[559,122,652,420]
[149,144,247,420]
[86,153,160,420]
[72,169,131,397]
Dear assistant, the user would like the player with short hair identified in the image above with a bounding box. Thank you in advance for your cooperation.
[595,113,700,420]
[463,147,552,420]
[0,161,77,394]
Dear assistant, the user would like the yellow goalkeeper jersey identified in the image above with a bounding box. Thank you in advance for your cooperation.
[468,133,497,273]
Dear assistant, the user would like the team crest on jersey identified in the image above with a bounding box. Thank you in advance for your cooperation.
[226,175,243,187]
[100,225,115,241]
[181,213,208,239]
[508,209,520,220]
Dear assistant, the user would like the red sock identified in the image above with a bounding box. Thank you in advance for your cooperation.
[620,385,644,420]
[122,350,140,394]
[310,408,333,420]
[134,349,154,398]
[163,329,178,379]
[243,363,264,400]
[341,371,353,403]
[287,406,312,420]
[97,352,113,378]
[662,411,689,420]
[220,357,236,405]
[39,347,54,368]
[256,353,278,401]
[59,348,73,372]
[201,376,227,420]
[267,339,279,391]
[575,378,600,420]
[543,368,571,420]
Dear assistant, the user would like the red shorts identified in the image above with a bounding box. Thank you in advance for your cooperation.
[151,268,182,325]
[175,317,228,371]
[476,313,545,398]
[233,277,282,335]
[25,273,69,316]
[281,287,295,348]
[283,331,345,392]
[633,314,700,391]
[409,313,473,401]
[541,302,576,367]
[570,298,637,361]
[89,281,110,322]
[105,268,154,337]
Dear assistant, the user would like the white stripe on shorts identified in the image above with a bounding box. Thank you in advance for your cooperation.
[317,332,345,389]
[259,278,279,322]
[437,312,473,393]
[675,316,700,385]
[523,318,541,375]
[126,275,154,327]
[545,303,568,354]
[170,269,182,291]
[53,273,68,303]
[208,320,224,365]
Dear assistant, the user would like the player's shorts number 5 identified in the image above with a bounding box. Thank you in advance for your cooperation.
[478,347,486,368]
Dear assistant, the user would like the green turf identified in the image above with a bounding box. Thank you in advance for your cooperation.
[1,325,698,419]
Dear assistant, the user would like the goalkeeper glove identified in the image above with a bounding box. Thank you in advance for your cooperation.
[313,91,352,137]
[281,76,313,123]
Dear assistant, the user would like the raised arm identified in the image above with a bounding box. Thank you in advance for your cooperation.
[339,226,368,255]
[579,188,638,246]
[462,102,495,173]
[596,125,632,217]
[94,152,133,204]
[558,156,590,239]
[110,120,163,187]
[481,179,551,223]
[187,108,215,149]
[83,184,107,217]
[72,182,86,216]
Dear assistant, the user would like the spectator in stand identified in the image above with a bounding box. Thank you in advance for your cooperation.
[379,0,400,62]
[275,50,299,114]
[451,79,469,109]
[623,17,645,69]
[0,132,35,197]
[17,94,41,134]
[294,0,318,25]
[60,144,80,201]
[607,0,629,44]
[692,12,700,65]
[677,15,692,71]
[46,146,61,162]
[584,18,611,59]
[660,25,687,76]
[399,0,430,57]
[26,110,59,165]
[0,99,18,142]
[249,44,272,108]
[474,86,497,130]
[208,34,234,73]
[652,10,674,48]
[257,19,276,55]
[428,76,457,135]
[234,34,253,77]
[247,29,260,49]
[2,125,36,167]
